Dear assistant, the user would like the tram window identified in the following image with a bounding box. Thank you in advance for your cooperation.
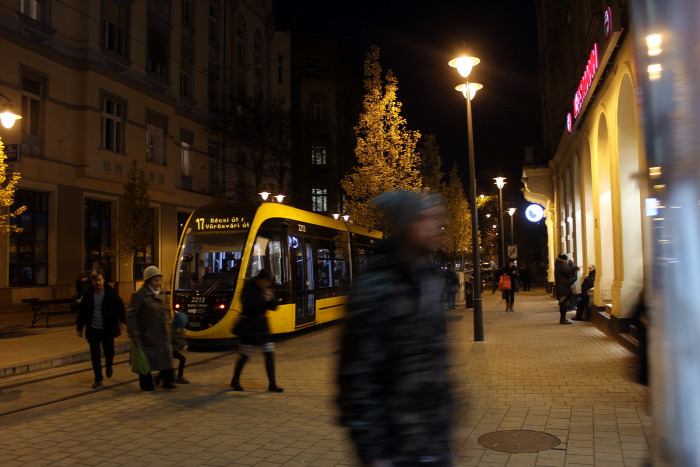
[315,244,332,289]
[247,229,285,286]
[174,231,246,291]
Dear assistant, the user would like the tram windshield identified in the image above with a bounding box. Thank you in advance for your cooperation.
[174,231,247,292]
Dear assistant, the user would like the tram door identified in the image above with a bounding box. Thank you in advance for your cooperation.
[290,235,316,326]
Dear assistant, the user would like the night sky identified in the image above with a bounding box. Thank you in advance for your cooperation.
[273,0,547,255]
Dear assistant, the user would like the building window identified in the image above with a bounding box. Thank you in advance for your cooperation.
[21,75,43,138]
[147,27,168,79]
[84,198,112,281]
[180,130,193,190]
[236,15,246,98]
[101,0,130,57]
[278,54,283,85]
[208,3,218,43]
[312,188,328,212]
[133,208,156,280]
[10,189,48,286]
[208,142,219,186]
[147,120,166,165]
[207,62,219,111]
[254,30,263,105]
[180,69,192,98]
[182,0,192,25]
[310,97,326,121]
[311,146,327,165]
[20,0,44,22]
[101,96,124,153]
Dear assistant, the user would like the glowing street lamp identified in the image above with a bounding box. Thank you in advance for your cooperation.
[507,208,516,245]
[494,177,506,267]
[450,52,484,341]
[0,93,21,129]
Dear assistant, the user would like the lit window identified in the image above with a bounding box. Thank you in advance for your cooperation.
[312,188,328,212]
[311,146,327,165]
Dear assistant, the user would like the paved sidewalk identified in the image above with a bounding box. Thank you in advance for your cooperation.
[0,288,651,466]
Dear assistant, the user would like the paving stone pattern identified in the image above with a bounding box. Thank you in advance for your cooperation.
[0,289,651,466]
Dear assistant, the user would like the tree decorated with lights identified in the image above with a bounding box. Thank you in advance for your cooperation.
[442,164,471,263]
[0,138,25,235]
[342,45,422,229]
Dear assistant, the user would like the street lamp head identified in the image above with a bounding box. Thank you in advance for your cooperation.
[455,82,483,100]
[275,194,285,203]
[508,208,516,216]
[332,213,340,220]
[494,177,506,189]
[342,214,350,222]
[259,191,270,201]
[449,55,480,78]
[0,93,21,129]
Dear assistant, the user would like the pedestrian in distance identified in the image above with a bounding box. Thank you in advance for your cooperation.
[444,266,460,310]
[170,310,190,384]
[573,264,596,321]
[76,269,127,389]
[554,253,580,324]
[519,263,532,291]
[338,190,453,467]
[567,259,579,311]
[127,266,176,391]
[497,259,520,311]
[230,268,284,392]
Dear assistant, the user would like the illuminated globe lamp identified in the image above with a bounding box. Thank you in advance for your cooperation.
[0,93,21,129]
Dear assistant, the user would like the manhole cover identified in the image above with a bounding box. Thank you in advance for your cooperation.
[478,430,561,453]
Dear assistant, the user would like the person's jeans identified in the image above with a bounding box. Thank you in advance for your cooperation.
[87,327,115,382]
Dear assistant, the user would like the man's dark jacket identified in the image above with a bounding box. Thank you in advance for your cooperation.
[76,284,126,339]
[338,239,452,465]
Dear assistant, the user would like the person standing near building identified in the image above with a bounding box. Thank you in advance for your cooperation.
[519,263,532,291]
[338,190,453,466]
[554,254,579,324]
[573,264,596,321]
[127,266,176,391]
[76,269,126,389]
[444,266,460,310]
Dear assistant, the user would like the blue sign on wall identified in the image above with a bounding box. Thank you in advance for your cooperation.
[4,144,20,162]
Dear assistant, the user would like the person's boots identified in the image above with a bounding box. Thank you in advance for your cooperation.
[505,301,510,312]
[560,307,572,324]
[264,352,284,392]
[230,354,248,391]
[509,303,514,312]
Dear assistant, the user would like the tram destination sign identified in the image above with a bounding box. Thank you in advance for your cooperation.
[193,215,251,231]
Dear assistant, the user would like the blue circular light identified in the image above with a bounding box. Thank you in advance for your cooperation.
[525,204,545,222]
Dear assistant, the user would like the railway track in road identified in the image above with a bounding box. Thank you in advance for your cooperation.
[0,350,238,417]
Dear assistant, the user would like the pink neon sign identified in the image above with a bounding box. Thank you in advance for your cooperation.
[572,43,599,119]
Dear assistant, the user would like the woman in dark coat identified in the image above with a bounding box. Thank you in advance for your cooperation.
[127,266,175,391]
[230,269,283,392]
[554,253,580,324]
[76,269,126,388]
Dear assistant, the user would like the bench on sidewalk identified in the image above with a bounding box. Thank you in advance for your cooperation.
[23,297,78,328]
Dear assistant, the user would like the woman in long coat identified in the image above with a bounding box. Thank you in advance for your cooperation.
[230,268,283,392]
[127,266,175,391]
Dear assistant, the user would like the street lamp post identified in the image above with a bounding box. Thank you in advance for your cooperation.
[450,53,484,341]
[494,177,506,267]
[507,208,516,246]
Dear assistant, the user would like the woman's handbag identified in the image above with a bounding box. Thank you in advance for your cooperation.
[130,341,151,375]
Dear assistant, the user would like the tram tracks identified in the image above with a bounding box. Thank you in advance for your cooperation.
[0,350,237,417]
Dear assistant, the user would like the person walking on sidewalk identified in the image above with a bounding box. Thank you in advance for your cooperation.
[169,310,190,384]
[76,269,126,389]
[338,190,453,467]
[573,264,596,321]
[230,268,284,392]
[444,266,460,310]
[127,266,176,391]
[554,254,579,324]
[501,259,520,311]
[519,263,532,291]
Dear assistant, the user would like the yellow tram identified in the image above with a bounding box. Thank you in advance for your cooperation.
[171,202,382,343]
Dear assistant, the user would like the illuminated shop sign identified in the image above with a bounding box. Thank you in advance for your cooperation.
[525,204,545,223]
[573,43,599,119]
[194,216,251,231]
